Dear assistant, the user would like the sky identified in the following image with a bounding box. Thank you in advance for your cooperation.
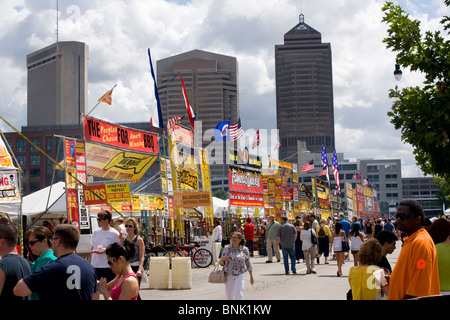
[0,0,447,178]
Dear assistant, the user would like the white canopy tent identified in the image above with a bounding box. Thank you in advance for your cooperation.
[0,181,68,223]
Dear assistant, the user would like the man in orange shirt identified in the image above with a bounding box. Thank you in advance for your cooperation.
[388,200,440,300]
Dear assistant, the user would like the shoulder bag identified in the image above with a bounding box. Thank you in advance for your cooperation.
[310,229,317,245]
[208,263,226,283]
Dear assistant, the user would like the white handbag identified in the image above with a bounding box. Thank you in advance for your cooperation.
[208,263,226,283]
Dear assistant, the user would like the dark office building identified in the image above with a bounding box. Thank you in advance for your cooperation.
[157,49,239,190]
[275,14,335,161]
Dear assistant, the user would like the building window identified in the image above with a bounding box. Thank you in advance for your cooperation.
[367,165,379,172]
[17,155,26,166]
[16,139,26,152]
[30,155,40,165]
[30,168,40,179]
[30,139,40,151]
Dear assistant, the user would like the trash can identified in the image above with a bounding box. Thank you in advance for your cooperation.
[171,257,192,289]
[148,257,170,289]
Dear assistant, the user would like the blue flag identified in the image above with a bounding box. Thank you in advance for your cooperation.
[148,49,163,129]
[215,121,230,141]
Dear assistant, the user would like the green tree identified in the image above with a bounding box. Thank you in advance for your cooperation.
[382,1,450,183]
[212,189,228,200]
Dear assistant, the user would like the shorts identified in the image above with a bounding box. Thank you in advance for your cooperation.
[351,250,359,254]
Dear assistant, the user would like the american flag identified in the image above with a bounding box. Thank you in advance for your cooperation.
[301,160,315,172]
[229,118,243,141]
[332,150,341,194]
[252,130,260,149]
[321,144,330,183]
[274,140,281,151]
[167,115,182,130]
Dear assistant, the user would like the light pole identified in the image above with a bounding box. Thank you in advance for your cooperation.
[394,59,402,81]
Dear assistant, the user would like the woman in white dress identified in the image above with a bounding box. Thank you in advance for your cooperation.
[331,221,347,276]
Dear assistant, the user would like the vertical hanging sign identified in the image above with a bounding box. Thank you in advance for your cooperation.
[64,138,80,229]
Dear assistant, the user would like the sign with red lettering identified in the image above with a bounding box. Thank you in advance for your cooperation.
[229,191,264,207]
[83,116,159,154]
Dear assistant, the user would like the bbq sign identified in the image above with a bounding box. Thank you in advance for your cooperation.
[83,116,159,154]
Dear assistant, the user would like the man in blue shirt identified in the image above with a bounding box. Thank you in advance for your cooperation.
[339,213,351,259]
[14,224,97,300]
[383,218,395,233]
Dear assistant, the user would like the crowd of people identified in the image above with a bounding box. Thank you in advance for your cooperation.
[0,210,145,300]
[0,199,449,301]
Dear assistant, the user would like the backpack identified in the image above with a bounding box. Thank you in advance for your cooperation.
[318,226,326,238]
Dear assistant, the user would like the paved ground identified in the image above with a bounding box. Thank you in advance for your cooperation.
[139,240,401,300]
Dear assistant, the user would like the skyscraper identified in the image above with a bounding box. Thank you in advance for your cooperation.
[275,14,335,161]
[157,49,239,189]
[27,41,89,127]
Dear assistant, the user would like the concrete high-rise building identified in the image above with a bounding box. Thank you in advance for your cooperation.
[275,14,335,161]
[26,41,89,127]
[157,49,239,190]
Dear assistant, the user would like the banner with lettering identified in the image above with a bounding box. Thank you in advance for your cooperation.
[83,116,159,154]
[229,191,264,207]
[0,171,20,203]
[229,166,263,193]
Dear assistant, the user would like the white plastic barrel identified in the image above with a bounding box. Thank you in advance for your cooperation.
[171,257,192,289]
[148,257,170,289]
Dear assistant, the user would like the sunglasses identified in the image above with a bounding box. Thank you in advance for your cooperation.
[28,239,42,246]
[395,213,413,221]
[107,258,118,266]
[125,225,134,228]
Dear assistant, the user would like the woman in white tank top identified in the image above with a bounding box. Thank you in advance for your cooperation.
[331,221,347,276]
[350,223,365,266]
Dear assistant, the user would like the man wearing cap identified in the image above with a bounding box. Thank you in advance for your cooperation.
[243,217,255,257]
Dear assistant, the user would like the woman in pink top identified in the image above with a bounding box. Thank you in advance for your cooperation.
[98,241,139,300]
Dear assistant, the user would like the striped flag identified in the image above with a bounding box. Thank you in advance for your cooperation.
[252,130,260,149]
[274,140,281,151]
[321,144,330,183]
[332,150,340,194]
[178,72,195,133]
[301,160,314,172]
[98,85,116,105]
[167,115,182,130]
[229,118,243,141]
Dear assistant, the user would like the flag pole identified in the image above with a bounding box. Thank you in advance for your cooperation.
[86,84,117,117]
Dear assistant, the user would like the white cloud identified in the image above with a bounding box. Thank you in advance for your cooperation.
[0,0,445,178]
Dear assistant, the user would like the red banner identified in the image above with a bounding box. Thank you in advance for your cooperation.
[83,116,159,154]
[66,189,80,228]
[229,167,263,193]
[229,191,264,207]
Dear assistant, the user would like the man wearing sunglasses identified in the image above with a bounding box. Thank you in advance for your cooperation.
[388,200,440,300]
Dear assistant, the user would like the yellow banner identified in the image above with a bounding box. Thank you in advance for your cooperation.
[86,142,157,183]
[199,149,211,189]
[173,191,212,208]
[105,183,131,204]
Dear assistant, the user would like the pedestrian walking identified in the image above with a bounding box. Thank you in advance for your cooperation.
[427,218,450,295]
[0,224,31,300]
[316,217,331,264]
[348,238,389,300]
[294,219,304,263]
[331,221,347,276]
[300,221,316,274]
[124,217,145,299]
[265,215,281,263]
[277,217,297,275]
[25,226,57,300]
[388,200,440,300]
[91,211,121,289]
[243,217,255,257]
[375,230,398,274]
[350,223,365,266]
[14,224,98,300]
[98,241,140,300]
[219,232,254,300]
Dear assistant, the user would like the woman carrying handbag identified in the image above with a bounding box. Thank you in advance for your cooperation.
[218,232,254,300]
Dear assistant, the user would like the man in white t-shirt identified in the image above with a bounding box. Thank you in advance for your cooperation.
[91,210,120,288]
